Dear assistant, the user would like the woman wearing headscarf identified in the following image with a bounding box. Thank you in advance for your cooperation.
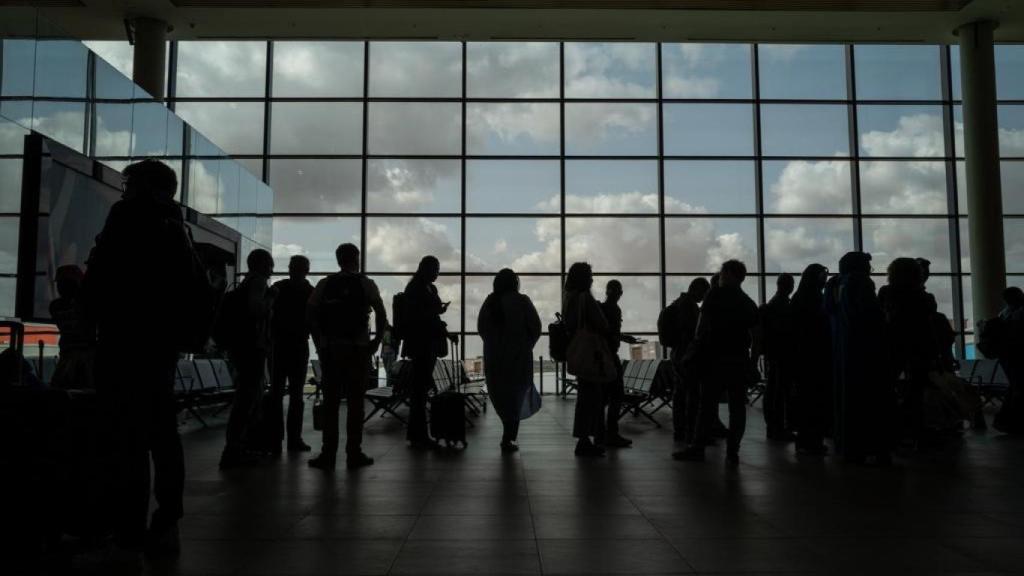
[477,269,542,452]
[562,262,611,457]
[402,255,451,450]
[790,263,831,455]
[824,251,891,465]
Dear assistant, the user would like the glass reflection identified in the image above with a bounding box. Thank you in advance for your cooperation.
[33,40,88,99]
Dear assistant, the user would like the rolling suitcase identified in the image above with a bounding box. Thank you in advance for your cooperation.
[429,340,467,448]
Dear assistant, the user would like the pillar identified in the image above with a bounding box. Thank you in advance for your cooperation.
[958,20,1006,341]
[131,17,168,100]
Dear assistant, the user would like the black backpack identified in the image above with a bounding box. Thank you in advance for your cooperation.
[212,284,248,351]
[548,313,569,362]
[976,315,1009,358]
[320,274,369,340]
[391,292,408,348]
[657,302,681,349]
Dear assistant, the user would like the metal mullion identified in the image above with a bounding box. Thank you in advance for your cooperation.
[360,41,369,273]
[166,41,177,110]
[941,44,967,355]
[460,40,467,361]
[752,43,767,305]
[846,44,864,252]
[656,42,667,325]
[85,50,96,157]
[559,42,566,286]
[262,40,273,183]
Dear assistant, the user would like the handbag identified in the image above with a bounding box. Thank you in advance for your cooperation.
[566,293,617,384]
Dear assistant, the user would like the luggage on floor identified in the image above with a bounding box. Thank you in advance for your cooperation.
[429,341,467,447]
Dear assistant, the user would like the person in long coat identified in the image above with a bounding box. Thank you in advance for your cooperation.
[562,261,611,458]
[478,268,542,452]
[790,263,831,455]
[824,251,891,465]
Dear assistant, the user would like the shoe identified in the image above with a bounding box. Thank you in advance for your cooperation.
[725,451,740,467]
[346,453,375,469]
[574,441,605,458]
[605,435,633,448]
[145,522,180,558]
[500,441,520,453]
[219,449,260,469]
[672,446,705,462]
[288,440,312,452]
[308,454,336,471]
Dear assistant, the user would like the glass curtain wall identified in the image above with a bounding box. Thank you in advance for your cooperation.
[153,41,1023,362]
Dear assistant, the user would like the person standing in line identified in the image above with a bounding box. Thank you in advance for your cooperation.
[477,268,542,452]
[825,251,891,466]
[659,278,710,443]
[50,264,96,390]
[220,249,276,469]
[82,159,205,565]
[599,280,641,448]
[790,264,831,455]
[993,287,1024,434]
[307,244,386,470]
[759,273,796,441]
[674,260,759,466]
[401,256,453,450]
[269,255,314,454]
[562,262,611,458]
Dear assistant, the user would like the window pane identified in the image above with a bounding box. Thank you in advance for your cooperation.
[668,274,761,306]
[131,102,178,157]
[32,101,86,153]
[272,216,360,273]
[368,103,460,156]
[854,45,941,100]
[465,275,562,335]
[84,40,134,79]
[375,275,462,332]
[367,159,461,213]
[467,42,559,99]
[272,41,363,97]
[665,218,758,273]
[763,160,852,214]
[661,43,752,99]
[176,102,265,156]
[368,42,461,98]
[1007,219,1024,273]
[663,104,754,156]
[0,217,20,273]
[465,218,560,273]
[862,217,952,272]
[176,41,266,97]
[0,159,23,213]
[2,40,36,96]
[34,40,87,99]
[270,102,362,155]
[764,218,855,273]
[664,160,755,214]
[758,44,846,100]
[365,217,461,273]
[564,42,656,99]
[996,45,1024,101]
[93,57,134,100]
[269,159,361,213]
[0,277,14,318]
[94,103,133,157]
[0,111,30,154]
[761,104,849,157]
[565,217,659,273]
[858,105,945,158]
[999,105,1024,157]
[953,105,964,158]
[1002,161,1024,214]
[466,160,559,213]
[565,160,657,214]
[592,275,661,333]
[564,103,657,156]
[466,103,559,156]
[859,161,948,215]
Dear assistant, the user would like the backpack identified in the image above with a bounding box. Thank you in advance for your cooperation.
[657,302,680,349]
[319,274,368,340]
[391,292,408,347]
[212,284,248,351]
[976,315,1009,358]
[173,231,218,354]
[548,312,569,362]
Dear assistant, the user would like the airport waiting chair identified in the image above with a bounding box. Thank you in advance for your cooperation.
[618,359,666,427]
[175,358,207,426]
[364,360,411,425]
[747,356,767,406]
[963,358,1011,409]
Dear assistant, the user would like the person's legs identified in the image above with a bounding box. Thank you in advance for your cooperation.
[149,361,184,534]
[222,352,265,463]
[604,359,627,444]
[319,349,342,461]
[343,345,370,459]
[764,357,782,437]
[269,347,288,447]
[285,347,309,447]
[725,366,747,458]
[406,357,433,443]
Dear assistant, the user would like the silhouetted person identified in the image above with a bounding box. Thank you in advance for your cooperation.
[269,255,314,454]
[82,159,200,564]
[599,280,641,448]
[759,273,796,441]
[50,264,96,390]
[401,256,452,450]
[825,251,891,465]
[993,287,1024,434]
[791,264,831,455]
[674,260,758,466]
[307,244,386,470]
[478,268,542,452]
[661,277,710,442]
[563,262,610,457]
[220,249,276,469]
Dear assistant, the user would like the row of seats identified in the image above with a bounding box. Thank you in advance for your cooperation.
[175,358,236,426]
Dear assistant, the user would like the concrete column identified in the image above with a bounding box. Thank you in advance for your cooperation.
[958,20,1006,339]
[131,17,168,100]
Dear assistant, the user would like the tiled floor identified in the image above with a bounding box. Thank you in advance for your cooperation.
[147,398,1024,575]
